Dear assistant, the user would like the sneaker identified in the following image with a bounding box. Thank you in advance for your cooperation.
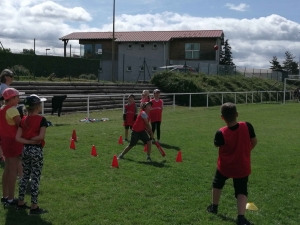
[29,207,48,215]
[16,203,30,211]
[117,154,124,160]
[236,217,252,225]
[147,156,152,162]
[206,204,218,214]
[1,197,8,204]
[4,199,18,208]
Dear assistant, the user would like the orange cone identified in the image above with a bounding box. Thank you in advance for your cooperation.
[69,139,76,150]
[91,145,98,157]
[176,151,182,162]
[143,144,148,152]
[72,130,78,142]
[111,155,119,168]
[118,136,123,145]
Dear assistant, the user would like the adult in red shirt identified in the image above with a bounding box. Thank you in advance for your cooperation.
[150,89,163,142]
[206,102,257,225]
[118,102,154,162]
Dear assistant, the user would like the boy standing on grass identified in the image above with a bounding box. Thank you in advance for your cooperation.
[15,94,48,215]
[206,102,257,225]
[123,94,137,142]
[118,102,154,162]
[150,89,163,143]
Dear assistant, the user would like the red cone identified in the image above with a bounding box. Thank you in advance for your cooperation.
[118,136,123,145]
[91,145,98,157]
[72,130,78,142]
[69,139,76,150]
[111,155,119,168]
[143,144,148,152]
[176,151,182,162]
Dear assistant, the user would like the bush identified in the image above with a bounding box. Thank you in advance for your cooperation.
[79,74,88,80]
[10,65,31,77]
[87,74,97,80]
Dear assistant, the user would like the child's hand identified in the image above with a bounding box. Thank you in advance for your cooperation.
[29,140,41,145]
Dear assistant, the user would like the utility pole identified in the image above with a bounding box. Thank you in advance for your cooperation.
[111,0,116,82]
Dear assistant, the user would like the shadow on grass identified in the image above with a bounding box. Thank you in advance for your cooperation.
[52,124,70,127]
[5,207,52,225]
[124,158,170,168]
[217,214,241,224]
[136,141,181,151]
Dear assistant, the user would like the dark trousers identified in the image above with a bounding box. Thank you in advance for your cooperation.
[151,121,161,140]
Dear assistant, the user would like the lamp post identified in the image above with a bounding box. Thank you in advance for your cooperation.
[111,0,115,82]
[46,48,50,56]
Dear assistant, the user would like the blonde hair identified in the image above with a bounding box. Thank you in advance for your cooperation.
[142,90,149,96]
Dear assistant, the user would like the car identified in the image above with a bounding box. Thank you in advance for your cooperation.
[159,65,198,74]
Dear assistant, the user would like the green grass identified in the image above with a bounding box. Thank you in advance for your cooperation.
[1,103,299,225]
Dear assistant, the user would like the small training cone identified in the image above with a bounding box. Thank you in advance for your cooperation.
[111,155,119,168]
[91,145,98,157]
[246,202,258,211]
[176,151,182,162]
[72,130,78,142]
[69,139,76,150]
[143,144,148,152]
[118,136,123,145]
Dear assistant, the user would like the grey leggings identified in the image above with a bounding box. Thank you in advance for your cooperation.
[18,145,44,204]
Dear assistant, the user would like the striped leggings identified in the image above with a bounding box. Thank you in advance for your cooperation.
[18,145,44,204]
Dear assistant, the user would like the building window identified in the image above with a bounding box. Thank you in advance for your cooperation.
[126,66,132,72]
[185,43,200,59]
[139,66,144,71]
[127,44,132,50]
[152,66,157,71]
[95,44,102,55]
[140,44,145,49]
[152,43,157,49]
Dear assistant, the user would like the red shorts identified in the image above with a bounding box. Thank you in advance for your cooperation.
[1,137,23,158]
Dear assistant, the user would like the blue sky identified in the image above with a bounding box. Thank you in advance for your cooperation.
[0,0,300,69]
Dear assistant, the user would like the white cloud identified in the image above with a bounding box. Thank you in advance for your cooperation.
[225,3,249,11]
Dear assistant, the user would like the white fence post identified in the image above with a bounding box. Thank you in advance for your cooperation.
[246,93,248,104]
[260,92,262,103]
[206,93,209,107]
[221,93,223,104]
[189,94,191,110]
[234,93,236,104]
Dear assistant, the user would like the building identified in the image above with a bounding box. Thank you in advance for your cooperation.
[59,30,224,82]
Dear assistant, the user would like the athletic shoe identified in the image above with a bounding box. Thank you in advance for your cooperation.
[4,199,18,208]
[236,217,252,225]
[16,203,31,211]
[117,154,124,160]
[29,207,48,215]
[206,204,218,214]
[147,156,152,162]
[1,197,8,204]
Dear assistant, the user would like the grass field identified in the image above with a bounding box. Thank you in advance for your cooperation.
[0,103,299,225]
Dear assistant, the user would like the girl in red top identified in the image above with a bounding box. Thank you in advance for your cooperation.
[123,94,137,142]
[0,88,23,206]
[15,94,48,215]
[150,89,163,142]
[140,90,150,109]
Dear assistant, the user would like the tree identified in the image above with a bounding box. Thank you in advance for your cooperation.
[0,47,11,53]
[269,56,282,70]
[219,39,235,66]
[282,51,296,73]
[22,49,35,55]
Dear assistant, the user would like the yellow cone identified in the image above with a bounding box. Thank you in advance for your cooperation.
[246,202,258,211]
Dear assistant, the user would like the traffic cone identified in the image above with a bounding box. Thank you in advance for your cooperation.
[111,155,119,168]
[69,139,76,150]
[118,136,123,145]
[72,130,78,142]
[91,145,98,157]
[143,144,148,152]
[176,151,182,162]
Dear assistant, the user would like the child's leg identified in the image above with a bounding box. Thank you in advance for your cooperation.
[0,146,3,158]
[156,122,161,140]
[151,122,156,135]
[125,127,129,140]
[7,157,20,200]
[2,160,10,198]
[30,147,44,209]
[18,157,23,179]
[18,149,32,205]
[233,176,248,216]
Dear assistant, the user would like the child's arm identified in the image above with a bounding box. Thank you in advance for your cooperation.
[30,127,46,142]
[15,127,40,145]
[12,115,21,128]
[250,137,257,150]
[142,117,154,139]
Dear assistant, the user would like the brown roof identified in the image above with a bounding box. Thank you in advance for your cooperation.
[59,30,223,42]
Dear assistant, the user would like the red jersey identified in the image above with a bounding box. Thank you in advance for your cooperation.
[150,99,163,122]
[124,102,136,126]
[20,115,46,147]
[0,105,23,157]
[132,111,149,132]
[218,122,252,178]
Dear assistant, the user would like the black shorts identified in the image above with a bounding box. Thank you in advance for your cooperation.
[212,169,248,198]
[124,125,132,130]
[129,130,150,147]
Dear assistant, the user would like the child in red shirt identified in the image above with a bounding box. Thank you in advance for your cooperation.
[206,102,257,225]
[140,90,150,109]
[123,94,137,142]
[15,94,48,215]
[150,89,163,142]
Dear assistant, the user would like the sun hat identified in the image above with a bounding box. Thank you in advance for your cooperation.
[1,88,19,100]
[24,94,47,107]
[0,69,14,77]
[142,101,153,109]
[153,89,160,93]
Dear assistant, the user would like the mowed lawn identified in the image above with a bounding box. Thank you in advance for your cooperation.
[0,103,299,225]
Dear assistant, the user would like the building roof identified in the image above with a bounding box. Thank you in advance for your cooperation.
[59,30,223,42]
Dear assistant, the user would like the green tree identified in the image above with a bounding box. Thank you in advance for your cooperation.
[0,47,12,53]
[282,51,296,73]
[219,39,235,66]
[22,49,35,55]
[269,56,282,70]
